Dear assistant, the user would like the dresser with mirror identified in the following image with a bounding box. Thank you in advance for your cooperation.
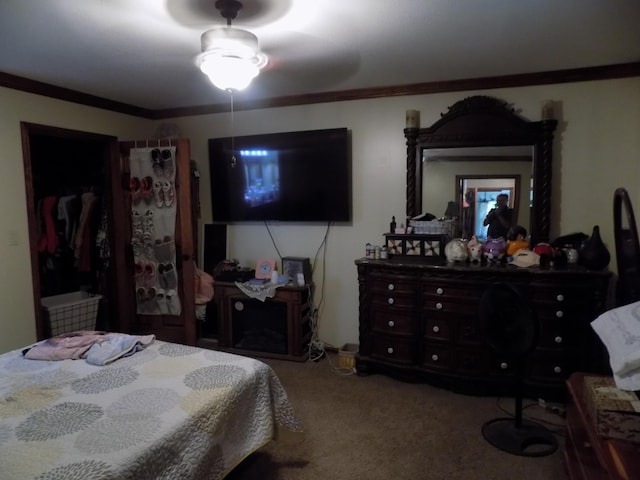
[356,96,611,400]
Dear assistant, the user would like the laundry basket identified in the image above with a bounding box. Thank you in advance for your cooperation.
[41,291,102,336]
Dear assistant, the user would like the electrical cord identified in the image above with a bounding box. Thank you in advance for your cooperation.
[495,397,567,436]
[307,222,331,361]
[262,221,331,363]
[263,221,284,259]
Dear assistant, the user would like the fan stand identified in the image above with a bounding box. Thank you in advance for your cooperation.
[481,361,558,457]
[478,283,558,457]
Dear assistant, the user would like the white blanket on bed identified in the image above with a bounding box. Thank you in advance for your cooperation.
[0,339,301,480]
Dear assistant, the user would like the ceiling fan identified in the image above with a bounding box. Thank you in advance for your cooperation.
[167,0,360,96]
[195,0,268,91]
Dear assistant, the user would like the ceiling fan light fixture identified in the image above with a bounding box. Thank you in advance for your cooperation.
[196,26,268,91]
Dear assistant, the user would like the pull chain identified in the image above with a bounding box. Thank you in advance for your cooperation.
[228,89,237,168]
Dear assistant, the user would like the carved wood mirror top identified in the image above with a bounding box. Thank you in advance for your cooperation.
[404,96,557,245]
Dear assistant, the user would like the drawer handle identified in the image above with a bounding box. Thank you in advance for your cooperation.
[388,283,395,291]
[436,302,443,310]
[556,294,565,302]
[432,325,440,333]
[555,336,563,344]
[388,320,395,328]
[387,347,394,355]
[554,366,562,374]
[387,297,394,305]
[556,310,564,318]
[431,354,439,361]
[436,287,444,295]
[500,362,508,370]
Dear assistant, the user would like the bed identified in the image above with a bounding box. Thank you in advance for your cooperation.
[0,336,301,479]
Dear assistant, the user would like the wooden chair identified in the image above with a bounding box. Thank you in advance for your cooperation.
[613,187,640,306]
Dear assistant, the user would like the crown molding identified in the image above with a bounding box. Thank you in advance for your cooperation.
[3,62,639,120]
[0,71,155,119]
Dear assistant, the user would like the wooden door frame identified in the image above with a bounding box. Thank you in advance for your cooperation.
[20,122,120,340]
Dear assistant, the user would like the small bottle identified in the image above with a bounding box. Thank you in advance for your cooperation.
[380,246,388,259]
[366,242,372,259]
[390,216,397,234]
[374,245,381,260]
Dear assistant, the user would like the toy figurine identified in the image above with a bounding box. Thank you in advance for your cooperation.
[467,235,483,263]
[483,237,507,262]
[506,225,530,256]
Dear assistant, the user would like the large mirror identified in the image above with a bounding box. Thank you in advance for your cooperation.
[404,96,557,245]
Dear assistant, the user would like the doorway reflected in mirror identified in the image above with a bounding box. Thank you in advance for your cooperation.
[458,176,520,240]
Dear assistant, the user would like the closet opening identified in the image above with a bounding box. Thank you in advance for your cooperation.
[21,123,119,340]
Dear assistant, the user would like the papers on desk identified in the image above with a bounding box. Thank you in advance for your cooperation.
[591,301,640,390]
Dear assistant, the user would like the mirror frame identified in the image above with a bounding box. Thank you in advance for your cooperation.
[404,95,557,245]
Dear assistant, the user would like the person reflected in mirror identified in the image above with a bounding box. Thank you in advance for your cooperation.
[483,193,513,239]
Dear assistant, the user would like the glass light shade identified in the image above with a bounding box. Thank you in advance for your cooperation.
[196,26,268,91]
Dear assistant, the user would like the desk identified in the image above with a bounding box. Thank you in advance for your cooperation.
[564,372,640,480]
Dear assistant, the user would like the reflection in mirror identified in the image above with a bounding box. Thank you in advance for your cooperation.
[421,145,532,239]
[459,176,521,240]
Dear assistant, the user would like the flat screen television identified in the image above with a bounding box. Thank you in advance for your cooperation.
[208,128,351,223]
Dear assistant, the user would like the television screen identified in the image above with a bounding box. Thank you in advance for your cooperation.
[208,128,351,223]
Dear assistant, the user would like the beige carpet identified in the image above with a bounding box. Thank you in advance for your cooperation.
[226,353,568,480]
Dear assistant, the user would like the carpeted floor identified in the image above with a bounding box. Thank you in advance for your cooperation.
[226,353,569,480]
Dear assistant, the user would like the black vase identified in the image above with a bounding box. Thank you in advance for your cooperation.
[579,225,610,270]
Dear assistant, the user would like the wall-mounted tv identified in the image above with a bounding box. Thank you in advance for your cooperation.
[208,128,351,223]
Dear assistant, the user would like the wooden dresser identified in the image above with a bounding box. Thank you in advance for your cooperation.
[355,258,611,400]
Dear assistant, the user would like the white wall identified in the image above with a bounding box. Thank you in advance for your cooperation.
[0,87,153,353]
[1,77,638,354]
[169,77,640,350]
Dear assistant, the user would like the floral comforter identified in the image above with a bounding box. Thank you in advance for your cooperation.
[0,339,301,479]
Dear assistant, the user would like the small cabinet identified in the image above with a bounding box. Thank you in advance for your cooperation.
[200,281,313,361]
[355,258,611,400]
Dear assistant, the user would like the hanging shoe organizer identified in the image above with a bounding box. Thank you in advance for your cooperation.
[129,145,181,316]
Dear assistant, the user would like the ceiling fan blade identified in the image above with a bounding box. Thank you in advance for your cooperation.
[257,31,361,93]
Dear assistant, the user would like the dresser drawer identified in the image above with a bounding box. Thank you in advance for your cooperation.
[423,298,479,315]
[423,316,454,342]
[421,342,456,371]
[535,303,586,323]
[370,274,418,295]
[537,318,579,349]
[529,283,587,304]
[528,349,575,381]
[486,353,518,377]
[371,335,417,365]
[371,309,415,336]
[423,282,484,301]
[371,291,415,309]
